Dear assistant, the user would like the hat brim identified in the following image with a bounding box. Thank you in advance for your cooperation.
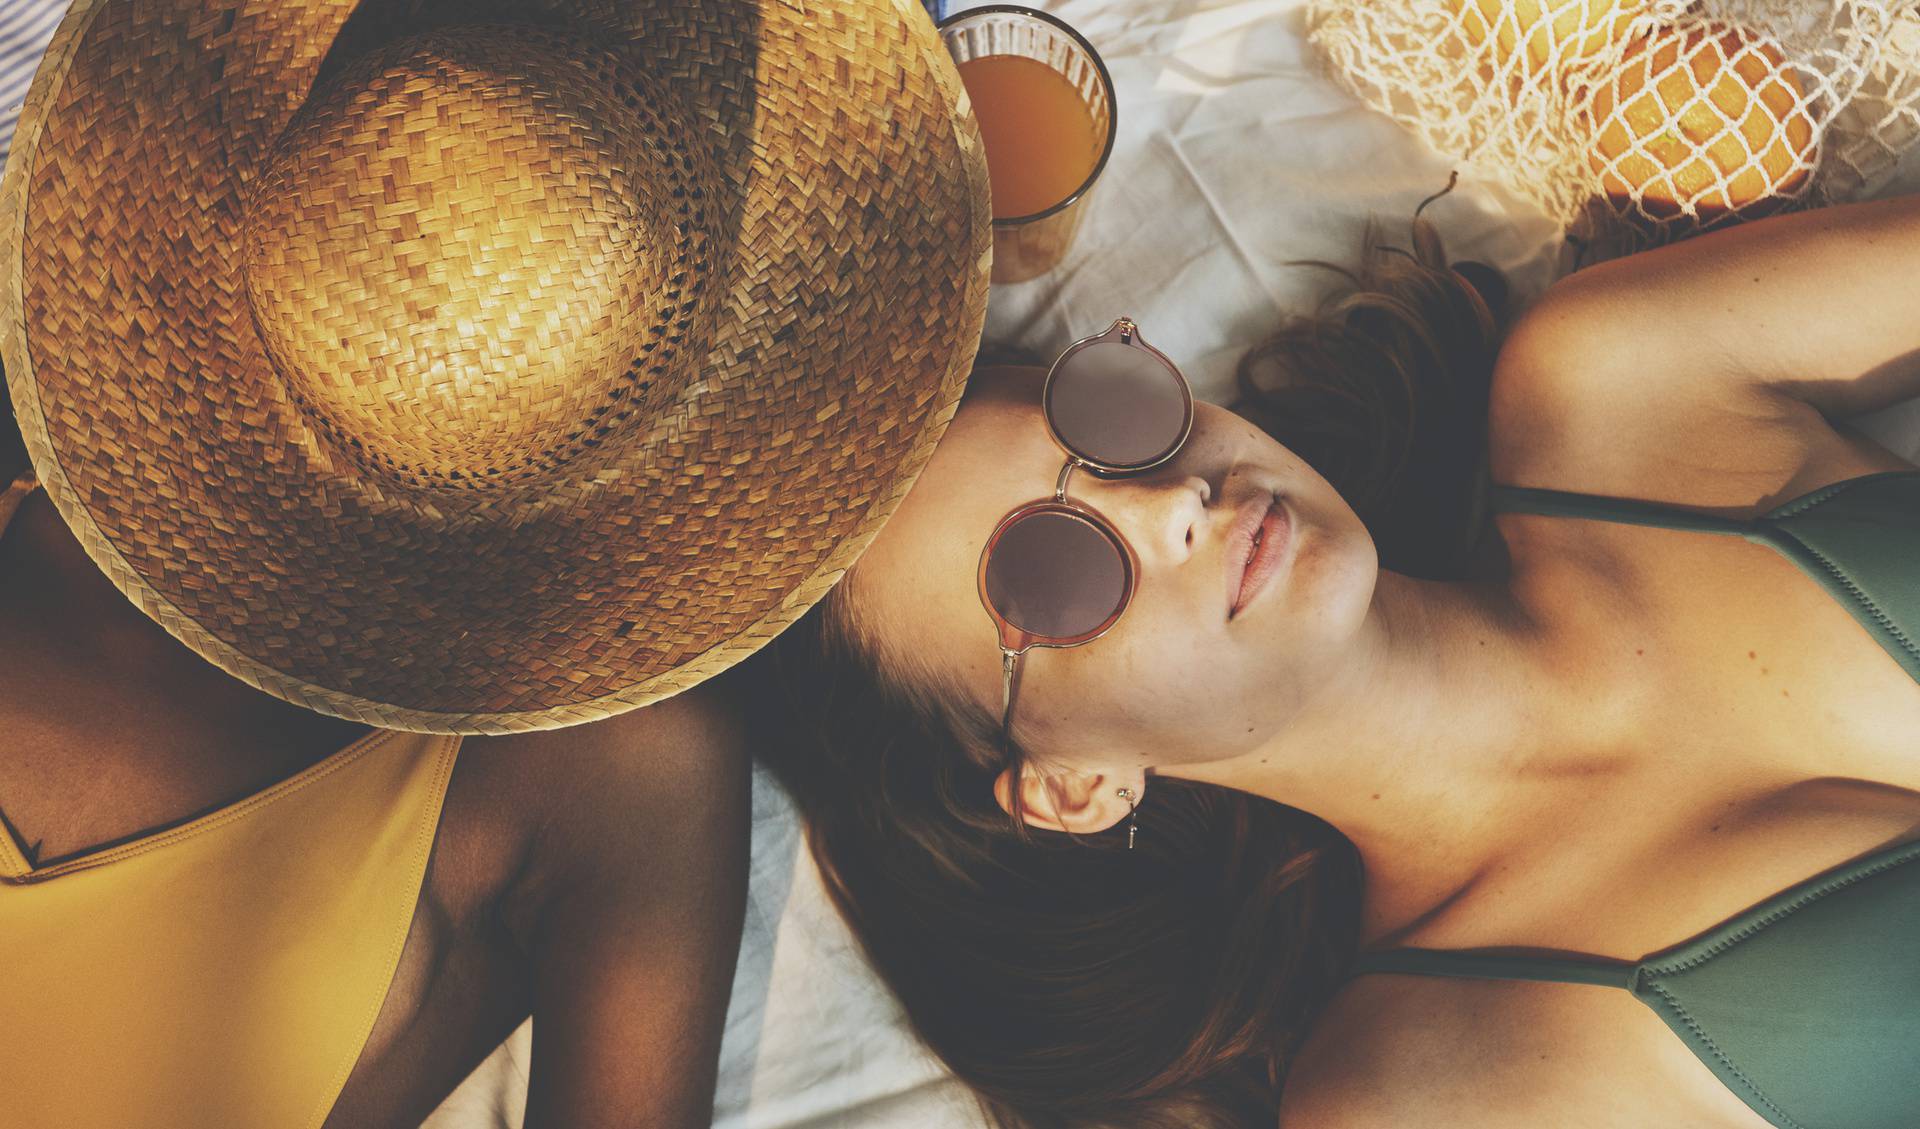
[0,0,992,733]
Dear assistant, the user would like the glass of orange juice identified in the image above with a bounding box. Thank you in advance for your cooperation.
[938,5,1117,283]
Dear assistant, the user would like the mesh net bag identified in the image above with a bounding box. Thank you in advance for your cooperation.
[1309,0,1920,259]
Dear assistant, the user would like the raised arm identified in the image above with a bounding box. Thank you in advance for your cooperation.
[1512,190,1920,420]
[514,677,753,1129]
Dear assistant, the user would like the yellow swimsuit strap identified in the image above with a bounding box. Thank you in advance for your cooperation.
[0,467,39,533]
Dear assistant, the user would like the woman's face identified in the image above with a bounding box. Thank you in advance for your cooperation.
[850,365,1379,778]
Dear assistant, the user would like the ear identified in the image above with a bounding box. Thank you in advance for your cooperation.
[992,765,1148,834]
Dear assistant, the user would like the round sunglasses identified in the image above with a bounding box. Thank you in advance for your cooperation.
[977,317,1195,760]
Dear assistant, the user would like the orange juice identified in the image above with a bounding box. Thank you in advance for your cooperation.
[956,54,1103,219]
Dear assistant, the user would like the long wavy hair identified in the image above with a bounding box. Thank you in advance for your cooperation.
[735,186,1510,1128]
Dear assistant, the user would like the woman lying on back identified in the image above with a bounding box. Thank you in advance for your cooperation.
[743,187,1920,1128]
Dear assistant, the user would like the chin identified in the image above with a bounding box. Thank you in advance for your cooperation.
[1294,520,1376,633]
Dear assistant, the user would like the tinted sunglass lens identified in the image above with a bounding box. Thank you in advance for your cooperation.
[984,511,1129,639]
[1048,341,1187,469]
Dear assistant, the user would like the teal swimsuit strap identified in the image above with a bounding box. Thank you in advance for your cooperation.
[1349,947,1638,990]
[1486,483,1759,537]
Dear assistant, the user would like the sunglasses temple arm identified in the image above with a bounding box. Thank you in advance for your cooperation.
[999,647,1022,758]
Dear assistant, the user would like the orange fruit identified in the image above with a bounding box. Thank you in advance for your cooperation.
[1584,22,1817,222]
[1454,0,1642,78]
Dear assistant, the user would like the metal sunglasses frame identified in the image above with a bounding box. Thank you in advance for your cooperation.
[975,317,1196,762]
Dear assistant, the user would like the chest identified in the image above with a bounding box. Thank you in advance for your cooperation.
[0,715,535,1125]
[0,493,556,1122]
[1300,312,1920,1129]
[1296,970,1790,1129]
[1312,670,1920,1129]
[1436,520,1920,994]
[1516,509,1920,790]
[1487,368,1920,784]
[1331,401,1920,1124]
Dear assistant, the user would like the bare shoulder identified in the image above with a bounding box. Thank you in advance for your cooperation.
[1485,286,1913,511]
[1278,971,1738,1129]
[457,674,753,935]
[456,677,753,1126]
[467,677,750,823]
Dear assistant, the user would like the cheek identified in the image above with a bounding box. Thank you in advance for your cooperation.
[1041,607,1270,765]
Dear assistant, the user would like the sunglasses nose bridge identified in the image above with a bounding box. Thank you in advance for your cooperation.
[1053,456,1079,502]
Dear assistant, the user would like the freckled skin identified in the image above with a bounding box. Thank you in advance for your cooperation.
[850,365,1378,774]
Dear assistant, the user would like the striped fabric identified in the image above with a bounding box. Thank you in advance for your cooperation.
[0,0,66,173]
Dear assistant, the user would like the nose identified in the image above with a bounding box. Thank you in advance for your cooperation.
[1090,472,1211,567]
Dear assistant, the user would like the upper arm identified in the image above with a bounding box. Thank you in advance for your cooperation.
[1512,193,1920,421]
[1488,279,1916,503]
[513,680,753,1129]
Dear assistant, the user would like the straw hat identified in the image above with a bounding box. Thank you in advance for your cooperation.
[0,0,991,733]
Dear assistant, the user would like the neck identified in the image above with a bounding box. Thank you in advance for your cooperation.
[1163,567,1634,946]
[2,488,199,675]
[0,488,365,753]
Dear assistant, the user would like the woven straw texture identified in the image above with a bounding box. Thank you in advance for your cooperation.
[0,0,993,733]
[1309,0,1920,257]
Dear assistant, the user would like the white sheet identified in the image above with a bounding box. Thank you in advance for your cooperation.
[5,3,1912,1128]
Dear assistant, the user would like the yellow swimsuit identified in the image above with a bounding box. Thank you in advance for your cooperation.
[0,474,462,1128]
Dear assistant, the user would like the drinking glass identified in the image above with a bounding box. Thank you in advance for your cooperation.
[938,5,1118,283]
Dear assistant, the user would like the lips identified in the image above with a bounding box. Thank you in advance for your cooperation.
[1227,493,1290,619]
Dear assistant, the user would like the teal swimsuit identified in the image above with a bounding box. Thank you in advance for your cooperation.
[1350,470,1920,1129]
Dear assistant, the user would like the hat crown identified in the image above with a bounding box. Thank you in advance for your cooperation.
[238,25,722,490]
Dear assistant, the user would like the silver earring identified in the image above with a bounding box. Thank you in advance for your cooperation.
[1116,787,1138,850]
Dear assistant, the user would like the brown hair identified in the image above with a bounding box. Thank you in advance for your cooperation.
[736,190,1507,1128]
[1,361,27,480]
